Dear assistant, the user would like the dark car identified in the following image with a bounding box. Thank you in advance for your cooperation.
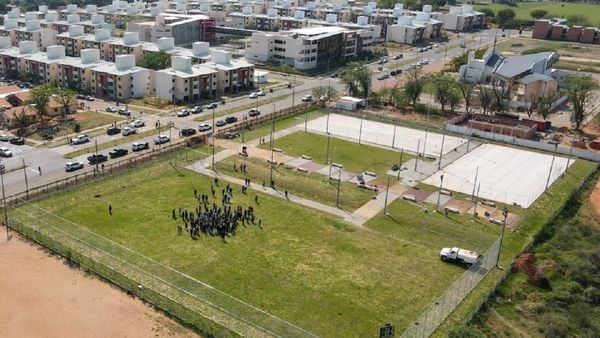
[108,148,128,158]
[181,127,197,136]
[87,154,108,164]
[225,116,238,124]
[215,119,227,127]
[77,94,86,100]
[107,126,121,135]
[223,132,240,139]
[9,137,25,145]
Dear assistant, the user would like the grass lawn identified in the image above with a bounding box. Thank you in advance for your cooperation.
[215,155,376,211]
[258,131,415,176]
[194,94,289,122]
[30,111,124,141]
[475,2,600,23]
[8,148,491,338]
[242,108,327,142]
[63,128,162,159]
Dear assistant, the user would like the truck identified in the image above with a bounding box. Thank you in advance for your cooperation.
[439,247,481,267]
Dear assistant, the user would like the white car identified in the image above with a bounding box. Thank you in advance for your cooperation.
[440,247,481,267]
[105,107,117,113]
[0,146,12,157]
[121,127,136,136]
[0,134,9,142]
[177,109,190,117]
[301,95,313,102]
[256,90,266,96]
[153,134,170,144]
[130,119,145,128]
[132,141,149,151]
[248,92,258,99]
[65,161,84,172]
[71,134,90,145]
[198,123,212,132]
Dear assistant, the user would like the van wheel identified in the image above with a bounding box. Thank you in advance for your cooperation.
[441,256,447,261]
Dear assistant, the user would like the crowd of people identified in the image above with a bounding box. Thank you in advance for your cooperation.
[172,180,261,241]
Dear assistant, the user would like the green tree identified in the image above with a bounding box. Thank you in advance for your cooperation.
[496,8,516,26]
[12,109,31,137]
[536,89,559,120]
[530,9,548,20]
[448,88,462,114]
[490,78,512,113]
[429,73,459,113]
[477,85,493,115]
[339,61,372,99]
[27,83,55,125]
[479,7,495,18]
[457,80,476,114]
[139,51,171,70]
[567,15,591,27]
[54,87,77,119]
[447,48,486,72]
[561,75,598,131]
[312,86,338,107]
[403,68,424,106]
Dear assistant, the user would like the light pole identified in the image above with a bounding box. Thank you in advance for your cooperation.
[391,124,397,149]
[396,148,404,181]
[94,139,99,174]
[437,133,445,170]
[471,166,479,201]
[435,173,444,212]
[269,103,276,186]
[358,113,364,145]
[325,133,332,176]
[291,75,296,108]
[472,183,481,220]
[241,114,246,143]
[21,158,29,200]
[496,207,509,268]
[544,143,558,193]
[211,107,215,169]
[414,139,421,171]
[335,166,341,208]
[383,174,391,215]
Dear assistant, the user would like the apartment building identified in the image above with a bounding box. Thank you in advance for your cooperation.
[532,18,600,44]
[127,13,216,46]
[19,45,68,83]
[246,26,370,70]
[154,55,218,102]
[203,50,254,94]
[0,18,19,46]
[89,54,150,100]
[386,5,442,44]
[433,5,484,32]
[56,48,110,91]
[14,21,56,50]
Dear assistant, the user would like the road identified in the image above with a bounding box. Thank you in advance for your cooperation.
[0,29,508,197]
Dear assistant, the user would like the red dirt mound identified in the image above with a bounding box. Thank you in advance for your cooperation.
[512,253,551,289]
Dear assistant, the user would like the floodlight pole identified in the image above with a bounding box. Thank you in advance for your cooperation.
[471,166,479,202]
[438,133,445,170]
[384,174,391,215]
[414,139,421,171]
[328,146,336,178]
[397,147,404,181]
[212,107,215,169]
[326,108,331,134]
[336,166,341,208]
[544,143,558,193]
[496,207,509,269]
[435,173,444,212]
[472,183,480,220]
[391,124,397,149]
[358,113,364,145]
[21,158,29,200]
[326,133,332,176]
[269,104,276,185]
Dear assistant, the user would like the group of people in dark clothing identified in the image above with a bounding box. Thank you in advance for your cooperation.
[172,179,261,241]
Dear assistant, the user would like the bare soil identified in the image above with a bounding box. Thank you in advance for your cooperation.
[0,231,198,338]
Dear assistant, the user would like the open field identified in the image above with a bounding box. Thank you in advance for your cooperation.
[215,155,376,211]
[423,144,572,208]
[241,108,326,142]
[8,147,501,338]
[258,131,416,176]
[475,2,600,23]
[305,113,467,157]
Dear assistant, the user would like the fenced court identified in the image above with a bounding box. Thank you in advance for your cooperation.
[304,114,467,157]
[423,144,573,208]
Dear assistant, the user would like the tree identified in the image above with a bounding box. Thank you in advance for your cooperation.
[312,85,338,107]
[490,78,512,113]
[339,61,372,99]
[457,81,476,114]
[479,7,495,18]
[477,85,493,115]
[447,48,486,72]
[12,109,31,137]
[27,83,55,125]
[54,87,77,119]
[523,92,541,118]
[530,9,548,19]
[561,75,598,131]
[496,9,516,26]
[139,51,171,70]
[429,73,458,113]
[567,15,591,27]
[403,68,424,106]
[536,90,560,120]
[448,88,462,114]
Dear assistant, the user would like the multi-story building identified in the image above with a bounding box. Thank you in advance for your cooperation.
[127,13,215,46]
[433,5,484,32]
[386,5,442,44]
[0,18,19,46]
[14,21,56,50]
[19,45,66,84]
[532,18,600,44]
[246,25,371,70]
[56,48,110,91]
[89,54,150,100]
[203,50,254,94]
[0,37,21,76]
[154,55,219,102]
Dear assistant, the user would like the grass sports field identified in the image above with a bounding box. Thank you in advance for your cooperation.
[475,2,600,23]
[9,146,501,337]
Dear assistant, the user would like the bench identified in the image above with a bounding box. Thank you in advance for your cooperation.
[297,167,308,173]
[301,155,312,160]
[403,195,417,202]
[444,206,460,214]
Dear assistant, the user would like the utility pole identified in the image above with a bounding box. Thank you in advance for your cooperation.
[291,75,296,108]
[397,148,404,181]
[471,166,479,201]
[496,207,509,268]
[438,133,445,170]
[472,183,481,220]
[94,139,99,174]
[414,140,421,171]
[435,174,444,212]
[21,158,29,199]
[325,133,332,176]
[383,174,391,215]
[358,114,364,145]
[544,143,558,193]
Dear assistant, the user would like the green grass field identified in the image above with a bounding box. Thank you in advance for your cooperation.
[257,131,416,176]
[475,2,600,23]
[9,146,501,338]
[242,108,327,142]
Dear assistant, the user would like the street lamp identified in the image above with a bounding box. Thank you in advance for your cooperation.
[269,103,276,186]
[544,143,558,193]
[496,207,509,268]
[211,107,216,169]
[383,174,391,215]
[435,173,444,212]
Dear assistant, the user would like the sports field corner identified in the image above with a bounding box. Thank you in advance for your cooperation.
[423,144,573,208]
[304,113,467,157]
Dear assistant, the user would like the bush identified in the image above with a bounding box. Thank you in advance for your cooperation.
[447,324,486,338]
[522,46,558,55]
[530,9,548,20]
[72,123,81,133]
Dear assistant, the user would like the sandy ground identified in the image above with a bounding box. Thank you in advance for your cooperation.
[0,230,198,338]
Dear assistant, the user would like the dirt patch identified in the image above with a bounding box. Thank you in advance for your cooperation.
[443,199,474,214]
[512,253,551,289]
[0,232,198,338]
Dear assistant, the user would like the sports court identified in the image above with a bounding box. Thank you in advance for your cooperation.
[304,114,467,157]
[422,144,573,208]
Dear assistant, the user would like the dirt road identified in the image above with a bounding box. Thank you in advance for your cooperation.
[0,231,197,338]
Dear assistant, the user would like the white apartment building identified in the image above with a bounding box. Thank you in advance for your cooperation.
[154,55,218,102]
[56,48,111,91]
[89,54,150,100]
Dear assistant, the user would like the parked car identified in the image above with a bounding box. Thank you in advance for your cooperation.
[440,247,481,267]
[256,90,266,96]
[421,59,430,65]
[198,124,212,132]
[191,106,203,114]
[107,127,121,135]
[223,132,240,139]
[0,134,9,142]
[87,153,108,164]
[460,42,467,48]
[248,108,260,117]
[181,127,197,136]
[301,95,313,102]
[109,148,128,158]
[0,146,12,157]
[84,95,95,101]
[390,70,398,76]
[131,141,149,151]
[121,127,136,136]
[71,134,90,145]
[225,116,238,124]
[177,109,190,117]
[393,54,403,60]
[105,107,117,113]
[206,102,218,109]
[118,109,131,116]
[9,137,25,145]
[130,119,145,128]
[77,94,86,100]
[215,119,227,127]
[248,92,258,99]
[153,134,170,144]
[65,161,84,172]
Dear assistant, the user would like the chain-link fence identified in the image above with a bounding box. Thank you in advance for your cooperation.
[400,238,501,338]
